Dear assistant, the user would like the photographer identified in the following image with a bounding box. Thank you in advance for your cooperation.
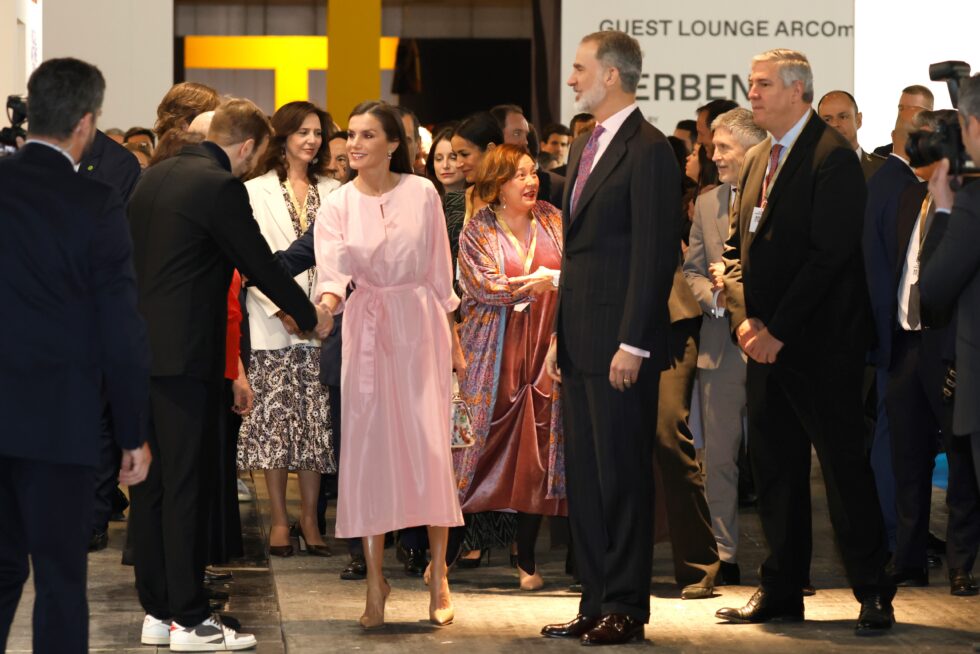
[919,72,980,596]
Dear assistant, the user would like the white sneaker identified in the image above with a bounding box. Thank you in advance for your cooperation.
[236,479,252,502]
[169,614,257,651]
[141,614,171,645]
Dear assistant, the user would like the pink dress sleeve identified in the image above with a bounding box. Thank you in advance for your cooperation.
[424,182,461,313]
[314,192,351,314]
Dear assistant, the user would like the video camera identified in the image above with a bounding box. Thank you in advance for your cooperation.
[905,61,974,175]
[0,95,28,157]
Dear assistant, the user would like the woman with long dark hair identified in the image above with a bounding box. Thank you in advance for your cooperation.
[315,101,466,629]
[238,101,339,557]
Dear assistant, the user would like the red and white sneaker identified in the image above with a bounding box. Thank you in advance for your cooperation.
[141,614,172,645]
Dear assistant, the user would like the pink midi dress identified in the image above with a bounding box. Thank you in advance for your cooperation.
[314,174,464,538]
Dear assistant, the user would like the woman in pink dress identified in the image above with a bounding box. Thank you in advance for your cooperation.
[314,101,465,629]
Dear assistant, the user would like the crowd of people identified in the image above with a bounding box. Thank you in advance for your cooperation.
[1,27,979,654]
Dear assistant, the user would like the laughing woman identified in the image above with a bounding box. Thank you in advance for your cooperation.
[453,144,567,590]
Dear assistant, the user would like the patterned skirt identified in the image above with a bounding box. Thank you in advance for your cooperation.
[237,346,336,474]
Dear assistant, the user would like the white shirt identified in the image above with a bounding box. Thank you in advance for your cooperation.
[25,138,78,170]
[855,146,864,161]
[583,103,650,359]
[897,195,932,331]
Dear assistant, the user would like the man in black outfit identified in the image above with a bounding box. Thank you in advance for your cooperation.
[717,49,895,634]
[78,129,144,552]
[542,31,678,646]
[0,57,152,654]
[127,98,332,651]
[920,73,980,596]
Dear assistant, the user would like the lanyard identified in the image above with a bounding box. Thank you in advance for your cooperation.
[285,181,310,232]
[496,212,538,275]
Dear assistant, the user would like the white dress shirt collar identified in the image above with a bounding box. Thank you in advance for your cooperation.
[582,103,639,178]
[770,108,811,150]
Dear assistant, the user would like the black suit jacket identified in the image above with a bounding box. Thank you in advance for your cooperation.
[0,144,149,465]
[277,225,343,388]
[79,130,141,203]
[128,143,317,381]
[556,108,679,374]
[724,112,872,361]
[920,181,980,435]
[863,155,919,368]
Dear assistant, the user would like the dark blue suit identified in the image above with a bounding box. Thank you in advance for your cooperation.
[79,131,144,536]
[863,153,919,552]
[0,142,149,653]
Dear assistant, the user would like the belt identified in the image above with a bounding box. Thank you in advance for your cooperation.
[354,281,425,394]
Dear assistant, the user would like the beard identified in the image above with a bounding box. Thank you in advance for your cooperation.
[574,82,607,114]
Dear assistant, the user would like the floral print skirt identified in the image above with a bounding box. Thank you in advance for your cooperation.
[237,346,336,474]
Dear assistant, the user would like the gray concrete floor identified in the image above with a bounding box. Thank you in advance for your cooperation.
[9,458,980,652]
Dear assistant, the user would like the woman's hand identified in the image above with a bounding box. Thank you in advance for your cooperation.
[510,266,558,297]
[232,374,254,415]
[448,313,467,381]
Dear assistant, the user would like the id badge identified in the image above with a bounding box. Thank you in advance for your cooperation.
[749,207,764,233]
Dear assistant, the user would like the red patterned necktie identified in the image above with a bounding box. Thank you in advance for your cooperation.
[569,124,607,213]
[759,143,784,209]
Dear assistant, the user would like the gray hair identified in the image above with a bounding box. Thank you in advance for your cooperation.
[581,31,643,94]
[711,108,766,150]
[752,49,814,103]
[959,74,980,121]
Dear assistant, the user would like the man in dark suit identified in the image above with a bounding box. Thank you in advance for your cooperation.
[128,98,331,650]
[78,129,144,552]
[863,98,927,556]
[716,49,895,634]
[920,73,980,596]
[0,57,151,654]
[541,31,678,646]
[817,90,885,180]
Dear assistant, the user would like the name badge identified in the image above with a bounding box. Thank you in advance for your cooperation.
[749,207,764,233]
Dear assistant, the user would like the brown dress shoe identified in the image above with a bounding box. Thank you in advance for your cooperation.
[716,588,804,624]
[541,614,599,639]
[580,613,645,646]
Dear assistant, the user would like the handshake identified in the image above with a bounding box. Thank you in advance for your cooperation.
[276,303,335,340]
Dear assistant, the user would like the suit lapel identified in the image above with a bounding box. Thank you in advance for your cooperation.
[569,108,641,224]
[739,140,768,245]
[753,113,823,236]
[262,174,298,245]
[713,185,732,246]
[562,138,585,234]
[895,182,928,279]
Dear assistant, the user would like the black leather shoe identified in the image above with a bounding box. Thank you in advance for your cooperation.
[88,530,108,552]
[802,584,816,596]
[719,561,741,586]
[950,569,979,596]
[568,582,583,594]
[541,614,598,639]
[855,595,894,635]
[681,584,714,600]
[715,588,804,624]
[399,547,427,576]
[580,613,644,646]
[890,567,928,587]
[341,554,367,580]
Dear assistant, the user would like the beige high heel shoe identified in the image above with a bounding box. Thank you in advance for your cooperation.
[518,564,544,591]
[429,576,455,626]
[359,578,391,629]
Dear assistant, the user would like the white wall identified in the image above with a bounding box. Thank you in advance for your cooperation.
[0,0,41,117]
[854,0,980,151]
[42,0,173,131]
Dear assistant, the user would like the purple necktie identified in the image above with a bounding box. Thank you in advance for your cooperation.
[570,124,606,214]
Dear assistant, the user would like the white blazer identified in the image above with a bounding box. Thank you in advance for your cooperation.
[244,170,340,351]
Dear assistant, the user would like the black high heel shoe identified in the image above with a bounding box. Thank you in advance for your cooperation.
[291,522,333,557]
[456,549,490,569]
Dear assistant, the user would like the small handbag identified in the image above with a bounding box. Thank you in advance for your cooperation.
[450,373,475,449]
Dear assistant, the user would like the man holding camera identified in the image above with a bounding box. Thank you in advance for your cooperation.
[919,73,980,595]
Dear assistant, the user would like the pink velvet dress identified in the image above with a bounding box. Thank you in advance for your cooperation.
[314,174,464,538]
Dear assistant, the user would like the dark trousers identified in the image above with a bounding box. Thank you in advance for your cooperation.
[562,362,659,623]
[746,354,893,602]
[131,376,218,627]
[886,330,980,572]
[871,368,898,551]
[654,319,719,587]
[0,456,94,654]
[91,401,122,534]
